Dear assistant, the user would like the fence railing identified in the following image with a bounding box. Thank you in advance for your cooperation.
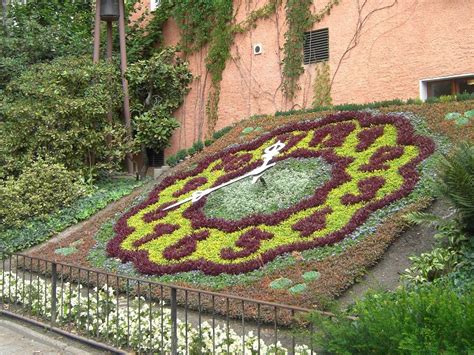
[0,253,321,354]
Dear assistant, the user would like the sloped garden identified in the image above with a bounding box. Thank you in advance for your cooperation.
[27,98,474,308]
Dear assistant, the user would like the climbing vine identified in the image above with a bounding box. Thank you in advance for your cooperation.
[129,0,341,133]
[312,61,332,107]
[282,0,340,99]
[232,0,281,34]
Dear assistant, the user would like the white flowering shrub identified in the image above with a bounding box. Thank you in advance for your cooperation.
[0,272,311,354]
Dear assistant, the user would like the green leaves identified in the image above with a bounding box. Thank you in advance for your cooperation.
[269,277,293,289]
[445,110,474,126]
[0,157,86,228]
[127,48,192,151]
[0,177,144,253]
[1,56,129,176]
[1,0,93,89]
[134,111,180,151]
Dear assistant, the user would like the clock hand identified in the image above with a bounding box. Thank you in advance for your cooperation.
[163,162,277,211]
[162,140,286,211]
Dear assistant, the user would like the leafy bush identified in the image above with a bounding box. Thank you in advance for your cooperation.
[212,125,233,140]
[0,56,131,177]
[133,110,180,152]
[187,146,197,156]
[404,143,474,286]
[127,48,192,152]
[435,143,474,234]
[165,155,179,167]
[401,247,459,284]
[175,149,188,162]
[0,158,85,228]
[192,140,204,153]
[310,284,474,354]
[0,178,144,253]
[0,0,93,89]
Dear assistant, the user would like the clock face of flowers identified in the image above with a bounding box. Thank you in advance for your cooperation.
[107,112,435,275]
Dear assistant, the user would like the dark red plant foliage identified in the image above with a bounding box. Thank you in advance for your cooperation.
[341,177,386,205]
[106,111,436,276]
[220,229,274,260]
[278,132,308,153]
[212,153,253,173]
[360,146,405,172]
[356,125,385,152]
[163,231,210,261]
[172,177,208,198]
[310,122,356,148]
[292,207,333,237]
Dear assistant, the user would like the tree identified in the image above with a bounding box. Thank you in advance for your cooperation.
[126,48,192,170]
[0,0,94,89]
[0,56,133,178]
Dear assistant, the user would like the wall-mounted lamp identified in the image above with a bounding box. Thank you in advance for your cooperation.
[100,0,120,21]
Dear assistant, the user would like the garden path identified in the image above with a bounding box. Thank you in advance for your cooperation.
[338,200,448,307]
[0,316,107,355]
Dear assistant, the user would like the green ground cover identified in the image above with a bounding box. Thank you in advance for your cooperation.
[0,178,145,253]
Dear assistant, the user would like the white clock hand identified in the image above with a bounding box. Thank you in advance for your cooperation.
[162,141,285,211]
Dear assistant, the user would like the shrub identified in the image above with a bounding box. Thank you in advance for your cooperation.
[166,156,178,167]
[0,158,85,228]
[0,56,131,177]
[212,125,233,140]
[175,149,188,161]
[133,110,180,152]
[435,143,474,234]
[0,177,144,253]
[127,48,192,152]
[310,284,474,354]
[192,140,204,152]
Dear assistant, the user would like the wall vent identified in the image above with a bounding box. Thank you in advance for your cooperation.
[253,43,263,55]
[303,28,329,65]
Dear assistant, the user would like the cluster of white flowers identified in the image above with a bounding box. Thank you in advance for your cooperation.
[0,272,312,354]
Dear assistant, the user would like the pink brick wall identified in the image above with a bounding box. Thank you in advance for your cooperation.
[136,0,474,156]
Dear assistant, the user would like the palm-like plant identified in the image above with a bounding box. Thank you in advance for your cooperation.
[435,143,474,234]
[403,143,474,285]
[408,142,474,244]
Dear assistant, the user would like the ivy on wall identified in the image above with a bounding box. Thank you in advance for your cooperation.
[312,61,332,107]
[129,0,340,136]
[282,0,340,100]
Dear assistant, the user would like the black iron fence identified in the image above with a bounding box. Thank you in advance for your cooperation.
[0,253,323,354]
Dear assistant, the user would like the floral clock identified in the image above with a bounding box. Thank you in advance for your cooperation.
[107,112,435,275]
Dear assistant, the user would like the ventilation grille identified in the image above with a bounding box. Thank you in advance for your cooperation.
[303,28,329,65]
[147,149,165,167]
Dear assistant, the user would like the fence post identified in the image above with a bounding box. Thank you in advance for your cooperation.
[170,287,178,355]
[51,262,57,325]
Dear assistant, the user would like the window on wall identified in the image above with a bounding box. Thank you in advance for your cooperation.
[420,75,474,100]
[303,28,329,65]
[150,0,160,12]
